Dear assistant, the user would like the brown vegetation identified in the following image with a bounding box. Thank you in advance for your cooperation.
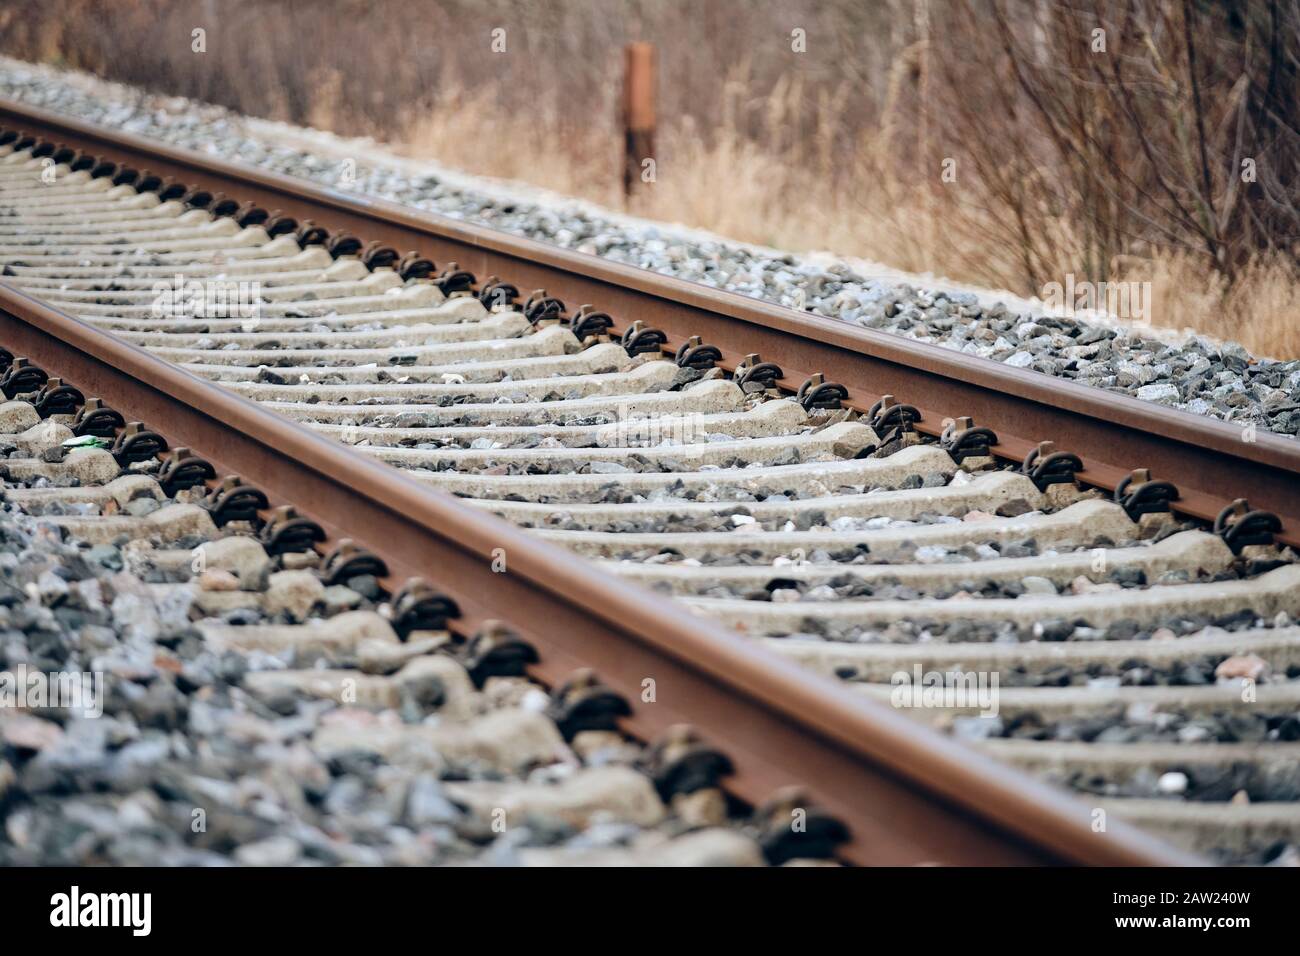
[1,0,1296,354]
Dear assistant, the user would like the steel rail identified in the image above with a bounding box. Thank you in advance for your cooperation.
[1,98,1294,548]
[0,279,1195,867]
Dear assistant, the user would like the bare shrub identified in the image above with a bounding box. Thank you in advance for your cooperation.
[0,0,1294,355]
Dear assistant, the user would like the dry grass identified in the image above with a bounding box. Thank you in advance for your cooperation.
[2,0,1296,356]
[1131,253,1300,355]
[398,86,621,208]
[397,69,1300,358]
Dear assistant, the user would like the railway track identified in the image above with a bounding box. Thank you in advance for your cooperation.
[0,99,1297,866]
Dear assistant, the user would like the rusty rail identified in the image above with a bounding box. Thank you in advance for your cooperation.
[0,99,1292,546]
[0,282,1196,866]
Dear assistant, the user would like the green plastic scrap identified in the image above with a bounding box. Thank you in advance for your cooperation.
[61,435,110,449]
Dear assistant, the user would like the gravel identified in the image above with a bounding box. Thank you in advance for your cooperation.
[0,56,1295,438]
[0,488,767,866]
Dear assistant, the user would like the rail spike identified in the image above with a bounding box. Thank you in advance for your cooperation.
[620,319,668,356]
[180,185,213,209]
[296,220,330,247]
[258,505,326,556]
[751,786,851,865]
[1214,499,1282,554]
[390,579,461,640]
[734,353,783,391]
[571,304,614,341]
[0,358,49,400]
[360,241,400,270]
[523,289,565,325]
[89,158,116,180]
[209,194,241,218]
[1114,468,1179,521]
[111,422,168,466]
[457,620,538,687]
[111,165,140,187]
[867,394,921,445]
[547,668,631,740]
[262,211,299,237]
[432,262,476,296]
[1021,440,1082,491]
[154,178,186,201]
[132,171,163,196]
[202,476,269,527]
[642,725,735,801]
[156,447,217,497]
[321,539,389,586]
[797,372,848,411]
[940,416,998,463]
[478,276,520,311]
[233,202,270,229]
[71,398,126,438]
[33,377,84,418]
[674,335,722,371]
[397,252,435,282]
[326,233,364,258]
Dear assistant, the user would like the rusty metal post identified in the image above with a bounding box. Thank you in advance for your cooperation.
[622,42,656,203]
